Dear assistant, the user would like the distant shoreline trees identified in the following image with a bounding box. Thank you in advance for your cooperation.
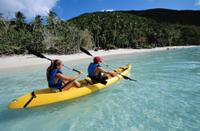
[0,9,200,55]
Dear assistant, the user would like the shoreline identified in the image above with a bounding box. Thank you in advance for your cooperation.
[0,46,199,70]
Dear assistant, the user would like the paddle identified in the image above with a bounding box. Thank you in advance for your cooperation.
[27,48,107,85]
[80,47,137,82]
[27,48,82,74]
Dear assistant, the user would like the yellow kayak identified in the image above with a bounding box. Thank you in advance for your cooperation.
[8,64,131,109]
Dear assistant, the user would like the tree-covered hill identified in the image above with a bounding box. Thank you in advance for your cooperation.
[69,10,200,49]
[0,9,200,55]
[0,11,93,55]
[122,8,200,26]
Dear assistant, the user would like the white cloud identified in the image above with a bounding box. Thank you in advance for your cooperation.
[195,0,200,6]
[0,0,59,18]
[101,9,115,12]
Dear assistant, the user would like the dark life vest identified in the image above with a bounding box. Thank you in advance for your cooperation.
[47,68,63,89]
[88,63,100,77]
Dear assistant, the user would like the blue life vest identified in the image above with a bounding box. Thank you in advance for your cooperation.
[88,63,100,77]
[47,68,63,89]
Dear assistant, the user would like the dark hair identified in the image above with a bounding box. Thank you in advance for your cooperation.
[51,59,62,69]
[47,59,62,71]
[46,59,62,81]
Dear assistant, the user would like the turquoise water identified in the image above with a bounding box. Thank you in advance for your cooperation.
[0,47,200,131]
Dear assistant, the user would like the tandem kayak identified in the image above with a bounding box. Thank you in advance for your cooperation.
[8,64,131,109]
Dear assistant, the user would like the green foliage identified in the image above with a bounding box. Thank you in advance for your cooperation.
[15,11,26,29]
[0,11,93,55]
[69,11,200,49]
[124,9,200,26]
[0,9,200,56]
[180,26,200,45]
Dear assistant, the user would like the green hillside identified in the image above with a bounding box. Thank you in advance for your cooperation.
[0,9,200,55]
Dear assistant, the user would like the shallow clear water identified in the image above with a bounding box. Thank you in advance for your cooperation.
[0,47,200,131]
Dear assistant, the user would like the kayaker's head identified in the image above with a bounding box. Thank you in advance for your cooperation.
[52,59,63,69]
[94,56,103,64]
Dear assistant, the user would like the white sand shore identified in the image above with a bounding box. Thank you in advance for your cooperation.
[0,46,198,69]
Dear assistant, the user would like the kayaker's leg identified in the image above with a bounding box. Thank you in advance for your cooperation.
[62,80,81,91]
[95,68,109,79]
[62,81,74,91]
[74,80,81,88]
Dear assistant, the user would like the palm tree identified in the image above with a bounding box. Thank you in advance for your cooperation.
[47,11,58,30]
[32,15,42,30]
[15,11,26,29]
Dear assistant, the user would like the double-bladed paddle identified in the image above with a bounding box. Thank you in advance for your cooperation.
[80,47,137,82]
[27,48,82,74]
[27,48,107,85]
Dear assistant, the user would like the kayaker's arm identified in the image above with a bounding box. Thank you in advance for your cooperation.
[98,67,117,77]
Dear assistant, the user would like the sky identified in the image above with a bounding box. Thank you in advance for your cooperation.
[0,0,200,20]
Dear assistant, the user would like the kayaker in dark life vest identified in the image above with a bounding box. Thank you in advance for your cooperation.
[88,56,117,83]
[47,59,81,92]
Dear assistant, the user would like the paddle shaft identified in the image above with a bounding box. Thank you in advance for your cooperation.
[27,48,83,74]
[80,47,137,81]
[102,62,136,81]
[43,56,83,74]
[62,65,88,77]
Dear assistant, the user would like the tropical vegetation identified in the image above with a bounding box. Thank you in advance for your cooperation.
[0,9,200,55]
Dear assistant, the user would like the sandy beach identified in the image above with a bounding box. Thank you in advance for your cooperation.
[0,46,198,69]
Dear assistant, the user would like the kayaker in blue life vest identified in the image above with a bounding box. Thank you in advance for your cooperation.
[88,56,117,83]
[47,59,81,92]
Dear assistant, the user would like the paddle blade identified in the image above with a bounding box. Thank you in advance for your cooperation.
[27,48,51,61]
[121,75,137,81]
[80,47,93,57]
[27,48,45,58]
